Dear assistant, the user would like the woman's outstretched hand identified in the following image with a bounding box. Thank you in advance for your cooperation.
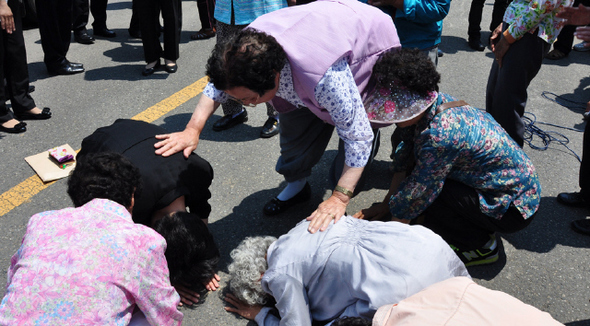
[224,293,263,320]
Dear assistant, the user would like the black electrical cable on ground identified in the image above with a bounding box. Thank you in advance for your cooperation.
[520,91,586,162]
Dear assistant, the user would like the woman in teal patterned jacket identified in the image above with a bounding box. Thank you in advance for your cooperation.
[355,48,541,267]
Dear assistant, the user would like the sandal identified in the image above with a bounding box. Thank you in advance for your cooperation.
[546,49,567,60]
[190,28,216,40]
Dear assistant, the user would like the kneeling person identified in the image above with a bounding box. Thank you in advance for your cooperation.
[355,48,541,266]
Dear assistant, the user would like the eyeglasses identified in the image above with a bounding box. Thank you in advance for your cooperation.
[227,94,259,107]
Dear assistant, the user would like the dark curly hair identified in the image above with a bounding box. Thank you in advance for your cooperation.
[371,48,440,97]
[206,29,286,96]
[67,152,141,208]
[331,316,371,326]
[153,212,220,291]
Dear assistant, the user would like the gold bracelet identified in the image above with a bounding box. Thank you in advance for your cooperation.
[334,185,353,198]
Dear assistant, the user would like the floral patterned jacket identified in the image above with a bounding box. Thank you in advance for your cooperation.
[504,0,574,44]
[0,199,183,326]
[390,93,541,221]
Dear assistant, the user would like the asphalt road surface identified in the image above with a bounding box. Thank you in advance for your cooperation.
[1,1,589,325]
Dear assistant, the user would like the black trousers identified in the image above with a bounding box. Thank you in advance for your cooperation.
[72,0,109,32]
[468,0,512,40]
[419,179,534,250]
[486,23,549,147]
[196,0,215,30]
[0,0,35,123]
[36,0,73,70]
[579,122,590,199]
[137,0,182,63]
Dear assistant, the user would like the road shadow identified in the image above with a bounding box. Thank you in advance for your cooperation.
[503,196,590,253]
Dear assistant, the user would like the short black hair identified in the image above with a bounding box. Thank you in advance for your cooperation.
[206,29,286,96]
[67,152,141,208]
[332,316,372,326]
[153,212,220,290]
[372,47,440,97]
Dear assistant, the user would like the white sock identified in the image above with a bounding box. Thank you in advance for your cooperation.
[277,179,306,201]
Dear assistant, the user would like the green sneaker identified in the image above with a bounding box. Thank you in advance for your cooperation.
[450,235,499,267]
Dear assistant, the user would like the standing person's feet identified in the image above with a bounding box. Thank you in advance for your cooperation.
[74,30,95,44]
[47,62,85,75]
[164,59,177,73]
[468,38,485,51]
[0,119,26,133]
[260,117,279,138]
[546,49,568,60]
[573,42,590,52]
[94,27,117,38]
[557,191,590,207]
[142,60,161,76]
[190,28,216,40]
[212,110,248,131]
[15,107,52,120]
[571,219,590,235]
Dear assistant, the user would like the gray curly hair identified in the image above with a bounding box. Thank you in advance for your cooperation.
[227,236,277,306]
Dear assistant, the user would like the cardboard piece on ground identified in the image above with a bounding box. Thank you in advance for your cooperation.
[25,144,77,183]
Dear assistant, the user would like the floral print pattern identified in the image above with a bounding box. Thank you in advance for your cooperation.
[504,0,574,43]
[389,94,541,221]
[0,199,183,326]
[205,58,374,168]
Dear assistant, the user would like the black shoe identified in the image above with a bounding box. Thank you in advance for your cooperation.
[128,28,141,39]
[0,121,26,134]
[29,85,35,93]
[48,63,85,75]
[468,39,485,51]
[74,30,95,44]
[260,117,279,138]
[165,62,177,73]
[142,61,161,76]
[94,27,117,38]
[67,61,84,69]
[557,192,590,207]
[212,110,248,131]
[571,219,590,235]
[263,182,312,216]
[15,107,51,120]
[437,49,444,57]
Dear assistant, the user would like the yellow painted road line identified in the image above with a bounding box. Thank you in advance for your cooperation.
[0,76,209,217]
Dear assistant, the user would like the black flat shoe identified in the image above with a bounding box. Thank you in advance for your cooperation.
[142,61,161,76]
[74,30,95,44]
[67,61,84,69]
[94,27,117,38]
[468,39,485,51]
[260,117,279,138]
[557,192,590,207]
[15,107,52,120]
[263,182,312,216]
[212,110,248,131]
[571,219,590,236]
[0,121,26,134]
[165,63,177,73]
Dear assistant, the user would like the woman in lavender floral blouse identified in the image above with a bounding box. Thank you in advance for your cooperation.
[355,48,541,267]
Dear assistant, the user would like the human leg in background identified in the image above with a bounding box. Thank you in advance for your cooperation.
[91,0,116,37]
[467,0,486,51]
[211,22,249,131]
[128,0,141,38]
[137,0,162,75]
[191,0,216,40]
[72,0,95,44]
[160,0,181,73]
[4,0,51,122]
[486,26,548,147]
